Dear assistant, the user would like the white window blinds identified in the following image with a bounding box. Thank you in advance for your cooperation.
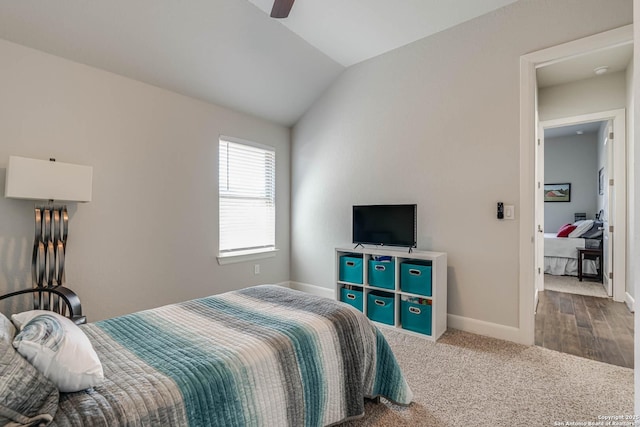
[219,137,275,254]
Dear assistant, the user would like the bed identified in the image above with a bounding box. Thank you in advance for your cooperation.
[543,219,604,277]
[544,233,598,277]
[0,285,413,427]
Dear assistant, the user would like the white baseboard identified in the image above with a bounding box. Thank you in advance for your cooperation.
[288,281,335,299]
[447,314,523,344]
[274,281,291,288]
[625,292,635,313]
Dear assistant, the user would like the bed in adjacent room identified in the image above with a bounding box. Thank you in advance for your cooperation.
[544,220,603,277]
[543,233,597,276]
[1,285,412,427]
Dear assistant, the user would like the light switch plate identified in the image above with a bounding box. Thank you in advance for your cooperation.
[504,205,515,220]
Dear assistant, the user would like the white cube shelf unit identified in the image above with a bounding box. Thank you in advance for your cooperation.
[335,246,447,341]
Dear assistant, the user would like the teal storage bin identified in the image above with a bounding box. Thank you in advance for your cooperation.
[339,255,363,284]
[368,260,395,289]
[367,291,395,325]
[400,260,432,296]
[340,287,363,312]
[401,299,432,335]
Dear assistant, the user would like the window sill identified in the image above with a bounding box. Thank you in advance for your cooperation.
[217,248,279,265]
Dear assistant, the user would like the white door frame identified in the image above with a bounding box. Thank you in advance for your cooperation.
[540,110,626,301]
[519,25,632,345]
[534,119,544,302]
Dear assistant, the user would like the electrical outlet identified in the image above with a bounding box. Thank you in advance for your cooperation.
[254,264,260,275]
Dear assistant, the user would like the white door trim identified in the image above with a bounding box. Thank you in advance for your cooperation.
[519,24,632,345]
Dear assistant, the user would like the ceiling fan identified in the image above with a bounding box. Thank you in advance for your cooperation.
[270,0,295,18]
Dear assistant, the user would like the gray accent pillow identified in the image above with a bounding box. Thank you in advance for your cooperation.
[581,221,604,239]
[0,338,59,426]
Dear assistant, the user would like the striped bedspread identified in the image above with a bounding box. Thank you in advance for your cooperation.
[52,285,413,426]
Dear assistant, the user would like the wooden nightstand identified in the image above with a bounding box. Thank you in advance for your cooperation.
[577,247,602,282]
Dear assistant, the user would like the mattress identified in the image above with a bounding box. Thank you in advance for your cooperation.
[543,233,584,258]
[51,285,413,427]
[543,233,597,276]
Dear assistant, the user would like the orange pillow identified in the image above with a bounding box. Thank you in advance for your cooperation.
[557,223,577,238]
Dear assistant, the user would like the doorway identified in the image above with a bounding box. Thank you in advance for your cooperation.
[539,111,624,300]
[534,114,633,368]
[518,25,633,349]
[540,119,608,298]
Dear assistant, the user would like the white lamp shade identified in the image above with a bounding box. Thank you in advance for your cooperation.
[5,156,93,202]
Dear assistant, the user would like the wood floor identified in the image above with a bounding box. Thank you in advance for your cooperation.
[535,290,634,368]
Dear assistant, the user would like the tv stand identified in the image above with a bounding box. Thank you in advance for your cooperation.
[335,246,447,341]
[353,243,364,249]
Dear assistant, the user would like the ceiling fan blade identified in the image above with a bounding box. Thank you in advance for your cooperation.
[270,0,295,18]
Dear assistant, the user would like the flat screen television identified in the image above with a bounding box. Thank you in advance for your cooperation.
[352,204,417,248]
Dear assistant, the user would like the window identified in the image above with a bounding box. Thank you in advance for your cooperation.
[219,137,275,257]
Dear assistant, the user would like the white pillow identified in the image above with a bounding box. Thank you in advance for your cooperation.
[11,310,103,392]
[569,220,594,238]
[0,312,16,344]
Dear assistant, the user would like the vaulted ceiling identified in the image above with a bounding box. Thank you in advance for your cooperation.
[0,0,519,126]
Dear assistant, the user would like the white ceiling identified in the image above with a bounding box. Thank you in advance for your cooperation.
[247,0,520,67]
[0,0,344,126]
[537,43,633,88]
[0,0,520,126]
[544,121,606,139]
[538,39,632,141]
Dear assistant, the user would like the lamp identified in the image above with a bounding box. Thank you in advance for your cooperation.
[5,156,92,310]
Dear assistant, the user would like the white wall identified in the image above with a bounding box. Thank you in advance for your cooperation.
[291,0,632,332]
[543,133,598,232]
[538,71,627,121]
[0,39,291,321]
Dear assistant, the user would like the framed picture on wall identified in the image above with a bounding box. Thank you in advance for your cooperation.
[544,183,571,202]
[598,167,604,195]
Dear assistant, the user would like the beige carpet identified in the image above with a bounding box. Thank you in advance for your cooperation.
[344,328,633,426]
[544,274,607,298]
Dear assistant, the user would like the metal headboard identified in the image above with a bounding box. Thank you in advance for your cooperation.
[0,286,86,325]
